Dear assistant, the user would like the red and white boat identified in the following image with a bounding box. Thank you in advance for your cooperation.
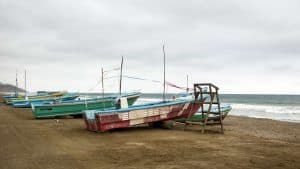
[83,96,203,132]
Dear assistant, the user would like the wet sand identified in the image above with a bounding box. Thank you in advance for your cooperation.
[0,97,299,169]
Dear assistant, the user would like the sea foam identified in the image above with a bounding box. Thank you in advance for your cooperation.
[231,103,300,122]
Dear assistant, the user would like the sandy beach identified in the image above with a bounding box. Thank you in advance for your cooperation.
[0,97,299,169]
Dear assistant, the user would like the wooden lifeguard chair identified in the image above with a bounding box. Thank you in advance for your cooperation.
[184,83,224,134]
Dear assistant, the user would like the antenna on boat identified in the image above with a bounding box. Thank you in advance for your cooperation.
[101,67,104,98]
[163,45,166,102]
[25,69,27,99]
[119,56,124,96]
[15,70,18,96]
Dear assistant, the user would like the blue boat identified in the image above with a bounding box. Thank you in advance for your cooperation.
[3,95,18,101]
[12,93,79,108]
[3,94,21,103]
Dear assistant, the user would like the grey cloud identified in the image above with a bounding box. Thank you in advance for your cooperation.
[0,0,300,93]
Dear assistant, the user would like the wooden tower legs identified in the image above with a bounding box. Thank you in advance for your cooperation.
[184,83,224,134]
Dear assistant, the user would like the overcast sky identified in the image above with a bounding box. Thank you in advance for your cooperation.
[0,0,300,94]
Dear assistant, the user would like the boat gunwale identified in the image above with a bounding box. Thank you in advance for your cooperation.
[85,99,196,115]
[11,95,80,104]
[196,104,232,114]
[32,93,141,108]
[7,91,68,101]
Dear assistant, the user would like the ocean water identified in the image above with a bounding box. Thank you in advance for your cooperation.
[73,92,300,123]
[138,94,300,123]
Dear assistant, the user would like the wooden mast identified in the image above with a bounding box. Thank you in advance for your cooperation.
[24,69,27,99]
[163,45,166,102]
[186,75,189,92]
[119,56,123,96]
[15,70,18,96]
[101,68,104,98]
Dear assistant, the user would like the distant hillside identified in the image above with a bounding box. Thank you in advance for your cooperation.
[0,82,26,93]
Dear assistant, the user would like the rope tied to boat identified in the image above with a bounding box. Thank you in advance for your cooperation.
[89,73,193,92]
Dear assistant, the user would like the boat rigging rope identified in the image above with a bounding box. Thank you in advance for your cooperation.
[123,75,193,91]
[88,71,193,92]
[88,66,120,91]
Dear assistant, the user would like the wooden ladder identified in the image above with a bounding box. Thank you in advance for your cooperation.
[185,83,224,134]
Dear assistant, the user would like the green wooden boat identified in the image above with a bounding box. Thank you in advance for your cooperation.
[175,104,232,123]
[31,92,141,118]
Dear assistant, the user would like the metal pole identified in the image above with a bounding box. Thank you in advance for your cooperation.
[24,69,27,99]
[119,56,123,96]
[15,70,18,96]
[163,45,166,102]
[186,74,189,92]
[101,68,104,98]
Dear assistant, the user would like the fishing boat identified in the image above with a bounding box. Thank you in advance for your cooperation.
[31,55,141,118]
[12,93,79,108]
[3,95,19,102]
[3,91,63,103]
[2,71,21,103]
[83,96,202,132]
[5,70,71,104]
[175,104,232,123]
[5,91,68,104]
[83,45,204,132]
[31,92,141,118]
[36,91,62,96]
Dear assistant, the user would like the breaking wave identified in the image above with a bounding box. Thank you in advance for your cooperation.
[231,103,300,122]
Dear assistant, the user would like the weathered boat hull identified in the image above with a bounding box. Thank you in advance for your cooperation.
[32,93,141,118]
[84,100,201,132]
[3,95,19,103]
[12,94,79,108]
[6,91,67,104]
[4,95,23,104]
